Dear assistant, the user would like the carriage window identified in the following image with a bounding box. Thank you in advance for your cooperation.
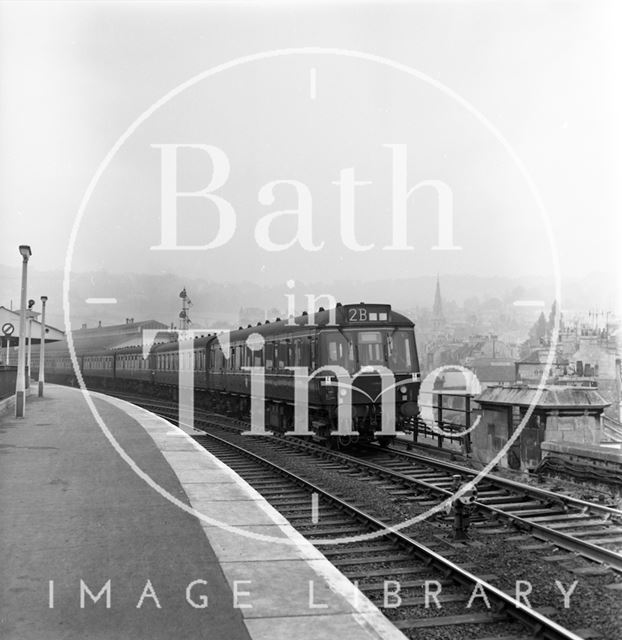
[277,342,288,369]
[265,343,274,369]
[253,348,264,367]
[287,342,295,368]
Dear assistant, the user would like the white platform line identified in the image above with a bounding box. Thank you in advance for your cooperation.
[86,298,118,304]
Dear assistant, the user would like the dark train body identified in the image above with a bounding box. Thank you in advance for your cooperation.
[38,303,421,446]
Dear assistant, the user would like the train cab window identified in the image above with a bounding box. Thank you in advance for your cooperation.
[320,332,355,371]
[388,330,416,371]
[356,331,385,366]
[229,347,236,370]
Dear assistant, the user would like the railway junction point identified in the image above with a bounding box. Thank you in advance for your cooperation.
[0,384,405,640]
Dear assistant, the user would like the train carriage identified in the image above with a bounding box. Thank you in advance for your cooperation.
[205,302,421,445]
[45,302,421,447]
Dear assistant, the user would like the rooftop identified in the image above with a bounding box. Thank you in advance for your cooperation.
[477,384,610,409]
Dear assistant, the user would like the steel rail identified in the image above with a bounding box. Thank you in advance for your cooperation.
[84,388,622,572]
[193,428,583,640]
[380,443,622,519]
[267,437,622,572]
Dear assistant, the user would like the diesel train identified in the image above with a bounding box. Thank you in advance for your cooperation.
[39,302,422,446]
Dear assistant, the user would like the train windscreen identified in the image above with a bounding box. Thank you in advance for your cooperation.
[319,329,417,373]
[387,329,416,372]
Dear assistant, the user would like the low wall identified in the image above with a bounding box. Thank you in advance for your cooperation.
[541,440,622,469]
[0,366,17,400]
[539,440,622,491]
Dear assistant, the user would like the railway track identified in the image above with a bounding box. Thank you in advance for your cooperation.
[83,388,622,636]
[360,442,622,571]
[191,428,582,639]
[97,389,622,575]
[266,436,622,574]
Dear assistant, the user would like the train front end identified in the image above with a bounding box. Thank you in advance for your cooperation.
[316,303,421,446]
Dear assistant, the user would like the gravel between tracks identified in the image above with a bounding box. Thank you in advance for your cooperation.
[201,428,622,640]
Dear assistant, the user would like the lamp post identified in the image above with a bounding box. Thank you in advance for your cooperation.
[38,296,47,397]
[26,299,36,389]
[15,245,32,418]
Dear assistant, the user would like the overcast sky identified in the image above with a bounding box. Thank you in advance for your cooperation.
[1,1,619,299]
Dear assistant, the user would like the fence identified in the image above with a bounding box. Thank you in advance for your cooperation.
[406,391,476,454]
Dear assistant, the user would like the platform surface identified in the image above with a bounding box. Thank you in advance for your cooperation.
[0,385,405,640]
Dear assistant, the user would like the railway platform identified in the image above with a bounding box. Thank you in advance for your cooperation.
[0,384,404,640]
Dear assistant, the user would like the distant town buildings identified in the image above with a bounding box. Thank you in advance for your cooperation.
[409,277,621,423]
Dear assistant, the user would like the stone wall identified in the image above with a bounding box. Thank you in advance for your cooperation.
[544,412,601,445]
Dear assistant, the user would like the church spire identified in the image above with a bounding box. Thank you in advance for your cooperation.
[432,274,444,321]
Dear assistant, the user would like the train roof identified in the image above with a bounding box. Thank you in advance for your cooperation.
[211,303,415,345]
[47,304,415,357]
[138,303,415,355]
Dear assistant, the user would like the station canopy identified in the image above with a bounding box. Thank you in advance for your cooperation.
[0,305,64,344]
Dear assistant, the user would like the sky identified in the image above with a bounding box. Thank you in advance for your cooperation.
[0,1,620,304]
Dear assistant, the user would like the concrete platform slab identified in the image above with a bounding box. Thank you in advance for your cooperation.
[219,558,359,617]
[177,467,238,483]
[185,482,260,501]
[201,524,324,562]
[193,499,289,526]
[161,450,223,470]
[246,612,404,640]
